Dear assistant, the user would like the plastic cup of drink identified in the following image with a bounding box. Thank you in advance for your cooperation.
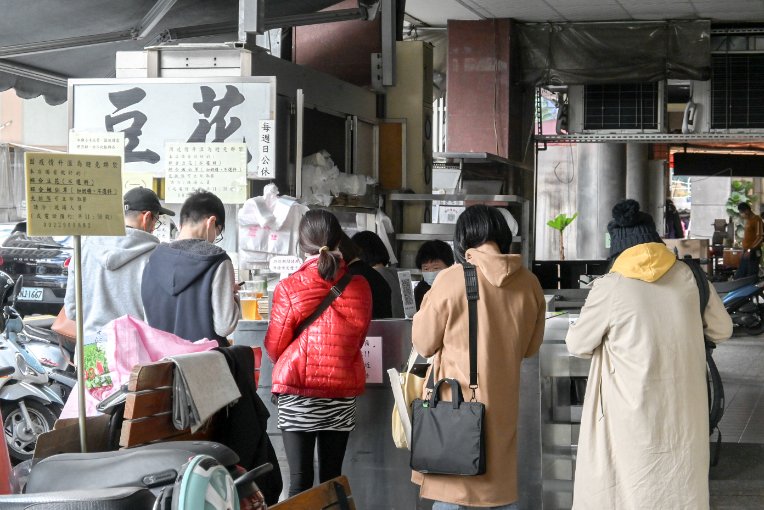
[241,290,261,320]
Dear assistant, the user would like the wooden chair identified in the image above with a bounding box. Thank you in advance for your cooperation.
[119,360,217,448]
[270,476,355,510]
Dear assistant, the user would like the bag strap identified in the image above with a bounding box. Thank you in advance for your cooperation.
[683,257,709,318]
[292,272,353,340]
[463,262,480,398]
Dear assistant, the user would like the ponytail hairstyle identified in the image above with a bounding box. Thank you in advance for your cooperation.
[299,209,343,281]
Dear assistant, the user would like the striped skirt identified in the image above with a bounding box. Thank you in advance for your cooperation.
[277,394,357,432]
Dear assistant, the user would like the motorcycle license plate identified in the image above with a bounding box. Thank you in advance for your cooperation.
[17,287,44,301]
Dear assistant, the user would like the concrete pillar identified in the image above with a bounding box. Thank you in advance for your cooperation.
[647,160,667,235]
[576,143,627,259]
[626,143,649,205]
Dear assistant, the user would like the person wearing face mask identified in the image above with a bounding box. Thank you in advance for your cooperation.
[141,190,238,346]
[414,240,455,311]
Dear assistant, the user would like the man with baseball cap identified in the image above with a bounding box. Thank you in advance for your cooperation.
[64,186,174,341]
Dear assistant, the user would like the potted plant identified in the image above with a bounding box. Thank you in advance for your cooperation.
[547,212,578,261]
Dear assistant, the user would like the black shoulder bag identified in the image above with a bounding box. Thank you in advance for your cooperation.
[409,262,486,476]
[682,257,725,467]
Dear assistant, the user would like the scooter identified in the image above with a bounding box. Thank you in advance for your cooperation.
[722,279,764,335]
[2,441,269,509]
[0,304,64,461]
[17,322,75,402]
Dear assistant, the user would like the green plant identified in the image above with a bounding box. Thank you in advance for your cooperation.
[547,212,578,261]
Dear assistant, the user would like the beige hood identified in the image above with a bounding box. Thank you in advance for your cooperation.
[465,244,524,288]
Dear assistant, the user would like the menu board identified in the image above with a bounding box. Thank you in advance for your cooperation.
[25,153,125,236]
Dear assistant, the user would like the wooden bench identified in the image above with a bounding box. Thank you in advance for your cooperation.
[119,360,217,448]
[270,476,355,510]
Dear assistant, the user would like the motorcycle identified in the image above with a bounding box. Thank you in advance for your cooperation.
[722,279,764,335]
[2,441,270,509]
[0,305,64,461]
[17,322,76,402]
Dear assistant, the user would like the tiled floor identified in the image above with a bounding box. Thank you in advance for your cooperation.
[709,334,764,509]
[713,335,764,444]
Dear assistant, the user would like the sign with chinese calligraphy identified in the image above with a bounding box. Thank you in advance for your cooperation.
[361,336,383,384]
[165,142,248,204]
[70,77,277,179]
[24,153,125,237]
[257,119,275,179]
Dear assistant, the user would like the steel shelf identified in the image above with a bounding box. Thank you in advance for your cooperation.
[389,193,526,204]
[536,133,764,143]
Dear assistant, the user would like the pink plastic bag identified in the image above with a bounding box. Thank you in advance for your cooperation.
[60,315,218,419]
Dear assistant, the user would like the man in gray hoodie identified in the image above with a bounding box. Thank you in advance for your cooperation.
[64,187,174,340]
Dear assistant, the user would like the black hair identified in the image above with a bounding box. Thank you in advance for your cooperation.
[337,232,361,263]
[453,205,513,262]
[352,231,390,266]
[415,240,455,269]
[738,202,752,213]
[299,210,342,281]
[179,190,226,229]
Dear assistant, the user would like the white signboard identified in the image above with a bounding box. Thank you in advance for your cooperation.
[70,77,276,179]
[397,270,417,318]
[165,142,248,204]
[361,336,383,384]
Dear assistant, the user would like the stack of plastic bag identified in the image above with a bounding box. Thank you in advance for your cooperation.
[238,184,308,268]
[301,150,376,206]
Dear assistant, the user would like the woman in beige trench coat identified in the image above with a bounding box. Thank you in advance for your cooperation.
[566,199,732,510]
[412,205,546,509]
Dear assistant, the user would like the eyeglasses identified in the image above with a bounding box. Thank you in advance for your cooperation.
[214,226,224,244]
[152,215,163,231]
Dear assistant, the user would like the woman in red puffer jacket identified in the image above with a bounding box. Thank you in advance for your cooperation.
[264,209,372,497]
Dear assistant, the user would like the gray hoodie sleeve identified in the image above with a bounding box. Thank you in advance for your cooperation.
[211,259,240,337]
[64,262,76,320]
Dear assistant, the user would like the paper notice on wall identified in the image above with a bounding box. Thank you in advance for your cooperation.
[165,142,248,204]
[69,131,125,159]
[397,271,416,318]
[25,153,125,236]
[256,119,275,180]
[361,336,383,384]
[122,172,155,193]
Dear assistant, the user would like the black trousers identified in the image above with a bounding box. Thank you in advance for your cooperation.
[281,430,350,497]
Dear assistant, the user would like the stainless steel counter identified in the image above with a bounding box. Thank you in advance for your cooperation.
[540,315,590,510]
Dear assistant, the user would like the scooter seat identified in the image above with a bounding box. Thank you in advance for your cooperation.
[26,441,239,494]
[0,486,155,510]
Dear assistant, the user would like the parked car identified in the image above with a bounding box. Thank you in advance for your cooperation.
[0,222,70,317]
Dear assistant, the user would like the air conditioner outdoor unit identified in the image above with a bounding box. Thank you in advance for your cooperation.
[690,49,764,134]
[567,81,666,134]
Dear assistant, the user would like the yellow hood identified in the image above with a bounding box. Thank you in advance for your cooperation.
[610,242,676,282]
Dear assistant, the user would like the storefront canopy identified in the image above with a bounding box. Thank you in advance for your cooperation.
[0,0,345,105]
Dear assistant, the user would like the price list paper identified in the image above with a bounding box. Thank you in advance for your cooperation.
[165,142,248,204]
[24,153,125,237]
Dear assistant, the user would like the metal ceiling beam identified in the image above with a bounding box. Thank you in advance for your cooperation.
[136,0,180,39]
[0,60,68,87]
[239,0,265,41]
[263,7,369,29]
[0,30,136,58]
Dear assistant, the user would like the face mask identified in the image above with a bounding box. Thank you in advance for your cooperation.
[422,270,440,286]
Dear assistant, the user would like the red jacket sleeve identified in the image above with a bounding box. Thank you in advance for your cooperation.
[264,281,297,363]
